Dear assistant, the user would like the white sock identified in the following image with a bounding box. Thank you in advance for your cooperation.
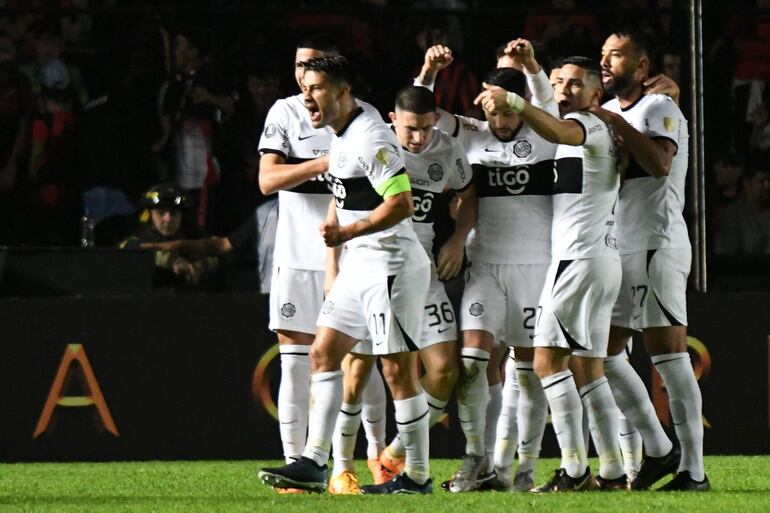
[302,370,343,466]
[362,365,387,459]
[515,362,547,474]
[618,412,643,477]
[389,391,447,458]
[394,393,430,484]
[494,356,519,470]
[332,402,362,476]
[652,353,705,481]
[458,347,490,456]
[604,354,672,458]
[580,377,625,479]
[278,345,311,463]
[484,382,502,467]
[542,370,587,478]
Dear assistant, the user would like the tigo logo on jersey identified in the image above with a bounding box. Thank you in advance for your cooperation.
[331,177,347,207]
[488,166,531,195]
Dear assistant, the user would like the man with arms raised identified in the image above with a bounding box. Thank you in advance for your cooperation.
[475,55,623,492]
[259,55,433,495]
[416,40,556,492]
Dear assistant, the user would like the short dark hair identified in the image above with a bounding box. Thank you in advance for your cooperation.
[297,32,339,54]
[483,67,525,97]
[560,56,603,83]
[610,25,660,75]
[301,55,353,87]
[395,85,436,115]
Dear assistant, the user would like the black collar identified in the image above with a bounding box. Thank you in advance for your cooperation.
[619,92,645,112]
[336,107,364,136]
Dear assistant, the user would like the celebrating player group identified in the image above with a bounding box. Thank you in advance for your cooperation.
[256,25,708,495]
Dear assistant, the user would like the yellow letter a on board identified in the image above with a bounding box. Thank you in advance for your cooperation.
[33,344,119,438]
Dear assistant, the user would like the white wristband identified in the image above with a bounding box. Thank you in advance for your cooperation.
[506,92,525,113]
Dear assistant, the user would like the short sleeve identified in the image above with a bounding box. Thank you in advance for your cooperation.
[359,131,408,196]
[565,111,607,149]
[642,96,682,150]
[258,100,291,158]
[447,138,473,191]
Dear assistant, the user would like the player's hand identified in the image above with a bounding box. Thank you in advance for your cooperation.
[436,235,465,280]
[503,38,538,73]
[474,83,510,113]
[320,221,347,247]
[424,45,454,74]
[588,105,620,126]
[644,74,680,104]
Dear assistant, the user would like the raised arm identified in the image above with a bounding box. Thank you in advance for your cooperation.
[474,85,585,146]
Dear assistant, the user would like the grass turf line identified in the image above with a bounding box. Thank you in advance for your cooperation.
[1,456,768,513]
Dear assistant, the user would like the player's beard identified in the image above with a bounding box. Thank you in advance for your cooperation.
[604,70,634,97]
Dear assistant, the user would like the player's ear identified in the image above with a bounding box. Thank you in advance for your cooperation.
[388,111,397,123]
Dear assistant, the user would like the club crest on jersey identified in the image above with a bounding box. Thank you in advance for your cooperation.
[322,301,335,314]
[428,163,444,182]
[513,140,532,158]
[281,303,296,318]
[337,152,347,168]
[469,302,484,317]
[264,123,277,138]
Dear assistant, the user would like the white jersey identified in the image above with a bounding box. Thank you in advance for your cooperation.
[603,94,690,254]
[551,111,620,260]
[404,128,473,256]
[258,94,377,271]
[328,107,429,273]
[433,69,558,265]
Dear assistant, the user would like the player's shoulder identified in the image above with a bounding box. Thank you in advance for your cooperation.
[643,93,685,116]
[267,94,304,119]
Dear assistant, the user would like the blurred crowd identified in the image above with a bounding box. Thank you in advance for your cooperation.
[0,0,765,258]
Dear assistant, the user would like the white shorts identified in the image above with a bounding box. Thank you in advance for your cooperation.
[268,266,324,335]
[611,248,690,330]
[319,263,430,356]
[460,262,549,347]
[534,257,621,358]
[418,271,458,348]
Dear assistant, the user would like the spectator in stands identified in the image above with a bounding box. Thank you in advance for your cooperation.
[750,94,769,151]
[153,26,234,236]
[523,0,602,65]
[26,58,79,245]
[19,20,88,112]
[120,183,219,288]
[0,31,34,245]
[140,198,278,294]
[714,151,770,255]
[712,152,745,208]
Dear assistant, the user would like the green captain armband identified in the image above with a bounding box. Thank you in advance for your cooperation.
[374,171,411,198]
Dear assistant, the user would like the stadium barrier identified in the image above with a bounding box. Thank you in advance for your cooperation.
[0,252,768,461]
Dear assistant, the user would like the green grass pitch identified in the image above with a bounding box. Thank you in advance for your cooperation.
[2,456,769,513]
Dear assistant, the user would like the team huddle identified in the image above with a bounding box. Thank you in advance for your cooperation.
[256,26,708,495]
